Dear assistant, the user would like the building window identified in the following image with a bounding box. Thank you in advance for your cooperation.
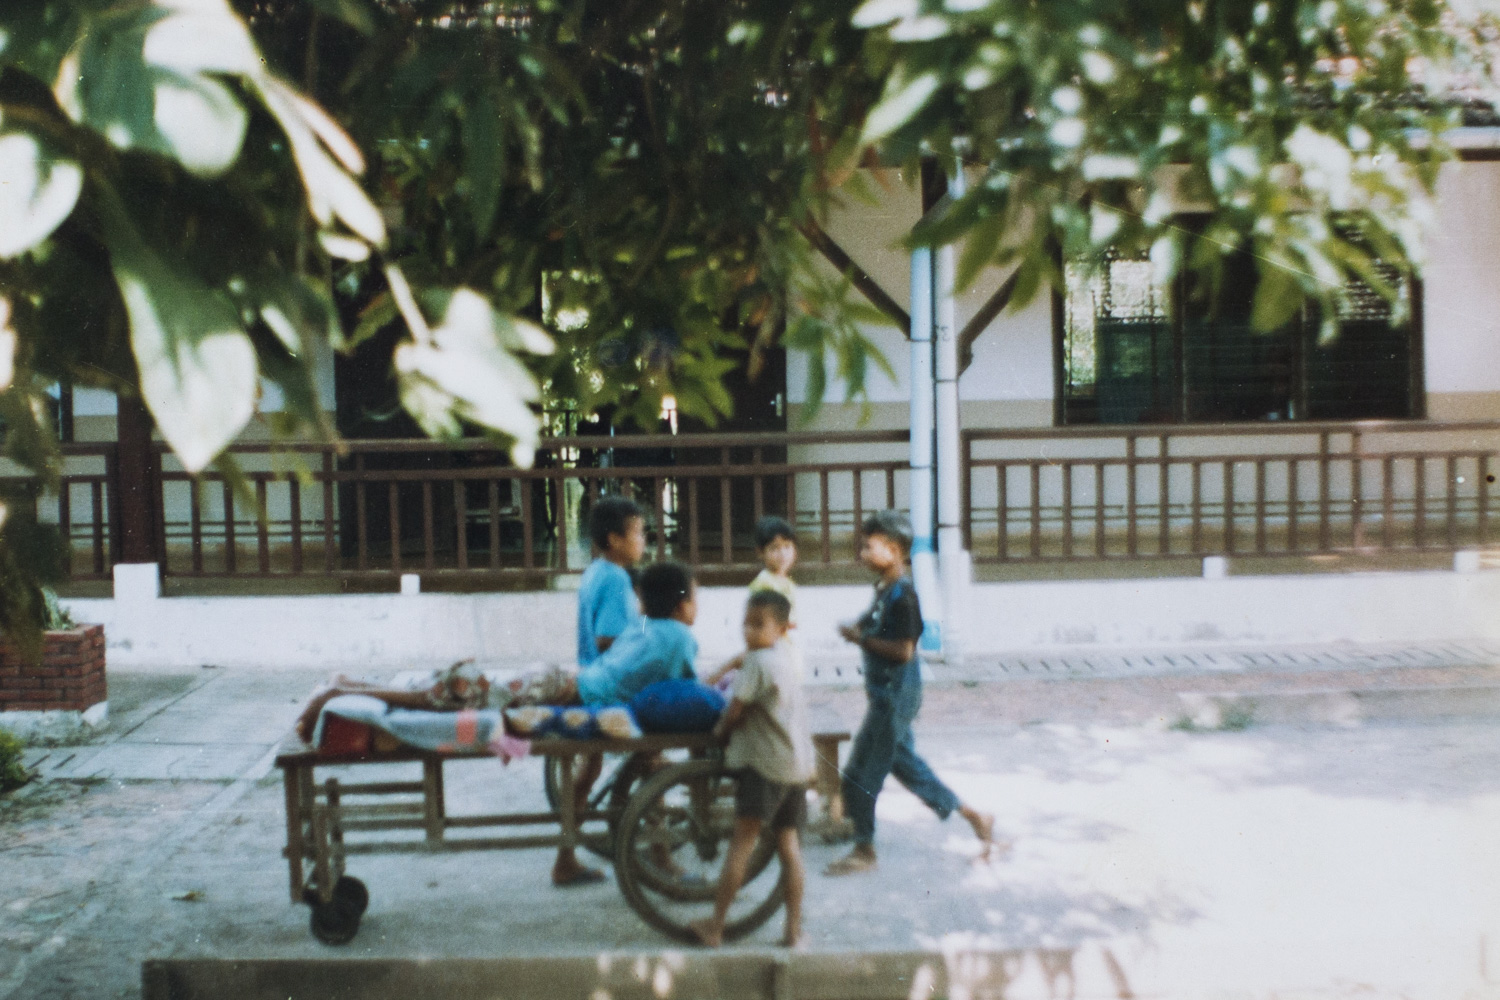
[1059,245,1421,425]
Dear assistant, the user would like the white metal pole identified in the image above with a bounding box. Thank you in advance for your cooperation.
[934,160,968,663]
[908,246,942,652]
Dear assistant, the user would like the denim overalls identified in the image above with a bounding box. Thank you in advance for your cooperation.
[840,578,961,846]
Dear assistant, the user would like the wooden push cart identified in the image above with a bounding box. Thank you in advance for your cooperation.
[277,730,850,945]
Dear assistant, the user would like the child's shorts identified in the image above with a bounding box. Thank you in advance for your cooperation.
[733,770,806,831]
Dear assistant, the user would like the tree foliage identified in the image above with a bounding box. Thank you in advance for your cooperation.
[858,0,1499,332]
[255,0,886,430]
[0,0,1497,643]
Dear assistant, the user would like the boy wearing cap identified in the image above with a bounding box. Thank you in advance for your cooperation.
[825,510,997,876]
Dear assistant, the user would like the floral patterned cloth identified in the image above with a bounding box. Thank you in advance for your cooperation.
[423,659,495,710]
[420,660,579,711]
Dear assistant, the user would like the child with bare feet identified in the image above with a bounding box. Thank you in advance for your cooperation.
[824,510,998,877]
[691,590,812,949]
[557,495,647,886]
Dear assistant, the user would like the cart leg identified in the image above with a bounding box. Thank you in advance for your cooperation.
[299,763,316,861]
[282,764,305,904]
[812,734,844,822]
[311,800,333,905]
[327,778,346,884]
[422,759,445,844]
[556,753,577,852]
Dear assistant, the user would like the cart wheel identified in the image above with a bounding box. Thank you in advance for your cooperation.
[622,763,774,902]
[309,900,360,945]
[543,753,650,860]
[303,877,367,945]
[614,759,784,944]
[334,876,369,917]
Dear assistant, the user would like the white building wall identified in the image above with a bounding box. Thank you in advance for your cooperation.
[791,161,1500,429]
[65,569,1500,669]
[788,169,1055,429]
[779,162,1500,542]
[1423,160,1500,419]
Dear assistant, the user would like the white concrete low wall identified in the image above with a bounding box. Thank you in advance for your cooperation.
[63,568,1500,671]
[952,572,1500,651]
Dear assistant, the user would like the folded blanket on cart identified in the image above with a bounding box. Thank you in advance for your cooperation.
[312,694,644,758]
[502,704,641,740]
[313,694,515,755]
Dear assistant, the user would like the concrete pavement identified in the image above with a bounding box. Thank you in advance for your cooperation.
[21,638,1500,783]
[4,642,1500,999]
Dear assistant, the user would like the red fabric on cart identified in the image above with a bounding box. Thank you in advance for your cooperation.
[320,714,374,754]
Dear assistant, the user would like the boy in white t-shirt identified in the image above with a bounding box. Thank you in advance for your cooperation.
[692,590,812,949]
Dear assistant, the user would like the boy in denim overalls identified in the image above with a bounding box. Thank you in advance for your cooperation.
[824,510,999,876]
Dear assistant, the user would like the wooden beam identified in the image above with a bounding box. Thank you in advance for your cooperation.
[957,269,1018,374]
[799,221,911,336]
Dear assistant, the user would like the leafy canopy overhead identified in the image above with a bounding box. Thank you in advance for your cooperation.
[0,0,1495,642]
[859,0,1499,333]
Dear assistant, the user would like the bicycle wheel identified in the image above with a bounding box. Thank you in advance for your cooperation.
[543,752,647,860]
[614,759,784,943]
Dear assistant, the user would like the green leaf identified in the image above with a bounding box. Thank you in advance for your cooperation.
[861,71,940,145]
[212,452,266,531]
[104,211,257,473]
[957,211,1006,292]
[463,90,504,242]
[0,130,82,259]
[1250,255,1304,332]
[852,0,919,30]
[274,275,341,345]
[56,4,251,177]
[142,5,262,75]
[307,0,377,35]
[394,288,551,464]
[151,74,248,176]
[802,350,827,417]
[348,294,397,352]
[254,77,384,246]
[256,338,330,442]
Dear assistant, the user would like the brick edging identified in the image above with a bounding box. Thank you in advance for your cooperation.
[0,624,107,712]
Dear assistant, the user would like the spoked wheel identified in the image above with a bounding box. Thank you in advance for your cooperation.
[614,759,784,944]
[542,752,668,860]
[543,754,612,859]
[305,876,367,945]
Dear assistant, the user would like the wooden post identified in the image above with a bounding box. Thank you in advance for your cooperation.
[58,381,74,444]
[114,395,162,565]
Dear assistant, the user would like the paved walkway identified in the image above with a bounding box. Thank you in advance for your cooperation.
[810,637,1500,684]
[24,638,1500,782]
[6,641,1500,999]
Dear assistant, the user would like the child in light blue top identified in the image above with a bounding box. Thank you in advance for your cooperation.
[576,585,698,704]
[577,497,646,665]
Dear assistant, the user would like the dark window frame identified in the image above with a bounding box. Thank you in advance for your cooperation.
[1053,240,1425,427]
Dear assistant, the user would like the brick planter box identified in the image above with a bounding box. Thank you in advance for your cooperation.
[0,624,107,743]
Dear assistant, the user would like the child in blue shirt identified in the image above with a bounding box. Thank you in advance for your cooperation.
[551,559,698,887]
[577,496,647,665]
[575,561,698,704]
